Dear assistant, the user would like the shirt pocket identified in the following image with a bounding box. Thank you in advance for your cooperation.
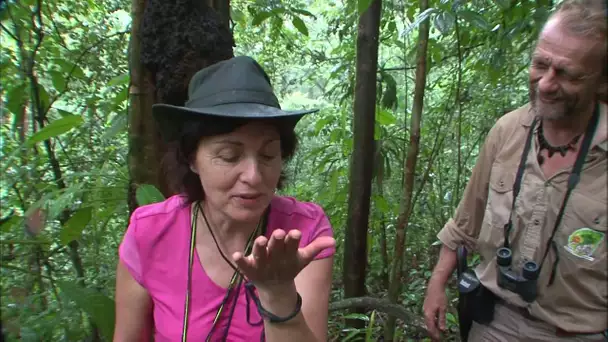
[557,191,607,277]
[478,163,516,254]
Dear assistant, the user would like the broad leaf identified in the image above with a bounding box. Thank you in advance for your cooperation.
[60,207,93,245]
[252,11,272,26]
[108,73,129,87]
[26,115,84,146]
[458,10,491,31]
[6,83,27,116]
[404,8,436,36]
[57,281,115,341]
[291,16,309,36]
[37,84,51,112]
[136,184,165,206]
[291,8,315,18]
[434,11,455,35]
[493,0,511,9]
[49,70,66,93]
[377,109,397,125]
[102,113,127,140]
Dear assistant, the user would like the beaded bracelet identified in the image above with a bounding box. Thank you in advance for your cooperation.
[245,282,303,323]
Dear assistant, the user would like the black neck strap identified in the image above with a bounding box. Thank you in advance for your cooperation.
[502,104,600,276]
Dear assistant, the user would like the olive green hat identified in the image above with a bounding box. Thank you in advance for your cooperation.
[152,56,318,141]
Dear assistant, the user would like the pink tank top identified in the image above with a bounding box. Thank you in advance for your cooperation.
[118,194,335,341]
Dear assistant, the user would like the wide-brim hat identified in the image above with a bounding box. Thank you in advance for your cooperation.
[152,56,319,141]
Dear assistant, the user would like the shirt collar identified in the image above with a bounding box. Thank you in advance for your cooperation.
[520,102,607,151]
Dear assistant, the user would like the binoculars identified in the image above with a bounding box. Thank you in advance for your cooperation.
[496,247,539,303]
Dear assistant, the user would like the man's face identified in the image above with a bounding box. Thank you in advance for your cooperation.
[529,16,605,121]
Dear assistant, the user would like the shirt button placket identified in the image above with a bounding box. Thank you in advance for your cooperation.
[520,186,546,268]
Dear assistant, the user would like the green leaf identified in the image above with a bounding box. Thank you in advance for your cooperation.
[231,8,246,23]
[102,113,127,140]
[49,70,66,92]
[291,16,308,36]
[291,8,315,18]
[434,11,455,35]
[404,8,436,36]
[37,84,50,112]
[112,87,128,108]
[57,281,115,341]
[26,115,84,146]
[1,215,21,233]
[358,0,374,15]
[136,184,165,206]
[55,58,85,79]
[377,109,397,125]
[6,83,27,116]
[375,196,390,214]
[252,11,272,26]
[458,10,491,31]
[493,0,510,9]
[108,73,129,87]
[344,313,370,321]
[60,207,93,245]
[57,109,76,117]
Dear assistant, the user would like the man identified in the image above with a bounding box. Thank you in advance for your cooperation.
[423,1,607,341]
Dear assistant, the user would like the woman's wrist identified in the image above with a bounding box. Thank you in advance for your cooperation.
[255,282,299,318]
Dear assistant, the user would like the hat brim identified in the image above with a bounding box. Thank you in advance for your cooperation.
[152,103,319,141]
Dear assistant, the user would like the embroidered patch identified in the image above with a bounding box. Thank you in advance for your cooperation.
[565,228,605,262]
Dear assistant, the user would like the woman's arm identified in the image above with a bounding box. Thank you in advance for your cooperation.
[114,260,154,342]
[257,257,333,342]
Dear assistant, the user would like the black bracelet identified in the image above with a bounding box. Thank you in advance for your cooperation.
[245,282,303,323]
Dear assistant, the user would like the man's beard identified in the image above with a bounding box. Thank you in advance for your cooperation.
[530,86,578,121]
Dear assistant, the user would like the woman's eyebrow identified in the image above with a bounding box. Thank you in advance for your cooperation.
[212,139,242,146]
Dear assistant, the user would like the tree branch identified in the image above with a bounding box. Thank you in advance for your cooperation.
[329,297,427,336]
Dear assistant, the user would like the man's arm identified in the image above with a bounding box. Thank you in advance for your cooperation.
[423,119,503,340]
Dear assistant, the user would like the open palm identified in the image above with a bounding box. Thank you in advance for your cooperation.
[232,228,335,292]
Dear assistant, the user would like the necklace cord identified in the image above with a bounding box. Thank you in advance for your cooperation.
[181,202,266,342]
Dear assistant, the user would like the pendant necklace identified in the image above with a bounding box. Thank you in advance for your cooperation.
[536,122,582,165]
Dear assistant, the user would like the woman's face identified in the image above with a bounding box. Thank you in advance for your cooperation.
[192,121,283,223]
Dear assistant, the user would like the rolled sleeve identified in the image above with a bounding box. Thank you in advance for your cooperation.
[437,122,502,252]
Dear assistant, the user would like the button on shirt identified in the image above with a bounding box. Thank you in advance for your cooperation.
[438,103,608,333]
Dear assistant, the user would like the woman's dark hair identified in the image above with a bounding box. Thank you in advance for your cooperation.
[162,115,299,203]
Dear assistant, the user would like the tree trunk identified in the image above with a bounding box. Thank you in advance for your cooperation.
[127,0,234,214]
[342,0,383,327]
[384,0,430,340]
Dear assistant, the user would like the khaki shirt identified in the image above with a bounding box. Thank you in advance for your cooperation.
[438,102,608,333]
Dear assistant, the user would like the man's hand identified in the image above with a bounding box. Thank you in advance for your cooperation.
[423,279,448,341]
[232,228,335,294]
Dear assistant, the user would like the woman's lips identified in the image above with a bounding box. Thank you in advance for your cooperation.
[233,194,262,207]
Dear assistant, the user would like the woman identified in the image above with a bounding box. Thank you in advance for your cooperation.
[114,56,336,342]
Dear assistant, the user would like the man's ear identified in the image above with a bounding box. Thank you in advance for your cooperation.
[190,164,198,174]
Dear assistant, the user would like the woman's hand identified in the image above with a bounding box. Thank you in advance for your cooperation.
[232,228,335,294]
